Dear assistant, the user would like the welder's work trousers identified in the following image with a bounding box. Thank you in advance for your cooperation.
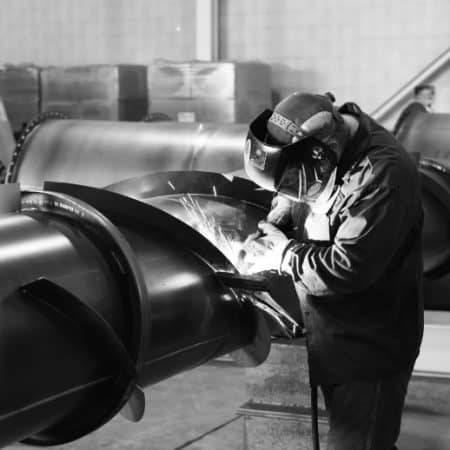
[320,370,412,450]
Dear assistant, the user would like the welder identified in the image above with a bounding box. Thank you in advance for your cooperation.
[242,92,424,450]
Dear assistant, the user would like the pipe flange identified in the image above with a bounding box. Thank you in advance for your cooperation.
[420,158,450,176]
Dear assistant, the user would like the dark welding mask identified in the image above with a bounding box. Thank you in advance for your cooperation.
[245,109,338,202]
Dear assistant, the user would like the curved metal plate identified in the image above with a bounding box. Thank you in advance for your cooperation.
[44,181,237,273]
[106,170,272,210]
[43,181,273,369]
[106,171,272,269]
[107,174,281,366]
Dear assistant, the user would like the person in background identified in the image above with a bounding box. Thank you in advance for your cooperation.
[393,84,435,139]
[242,91,424,450]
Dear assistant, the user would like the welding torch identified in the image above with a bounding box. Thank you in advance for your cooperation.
[237,227,265,267]
[238,219,297,270]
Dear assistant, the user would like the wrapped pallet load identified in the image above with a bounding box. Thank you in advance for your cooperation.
[0,64,40,134]
[148,60,272,123]
[41,64,148,121]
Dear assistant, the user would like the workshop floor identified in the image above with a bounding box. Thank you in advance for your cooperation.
[7,362,450,450]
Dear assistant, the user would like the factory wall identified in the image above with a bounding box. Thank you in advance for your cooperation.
[0,0,196,65]
[1,0,449,128]
[219,0,450,128]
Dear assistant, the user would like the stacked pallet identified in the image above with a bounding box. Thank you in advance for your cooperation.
[41,65,148,121]
[148,61,272,123]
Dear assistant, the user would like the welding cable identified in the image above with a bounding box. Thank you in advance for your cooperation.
[173,415,242,450]
[311,383,320,450]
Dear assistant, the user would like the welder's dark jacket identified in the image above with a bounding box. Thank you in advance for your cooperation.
[280,103,424,386]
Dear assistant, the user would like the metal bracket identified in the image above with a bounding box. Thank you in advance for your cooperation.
[19,277,146,445]
[20,277,136,378]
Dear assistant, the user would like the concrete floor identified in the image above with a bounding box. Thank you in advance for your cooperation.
[7,362,450,450]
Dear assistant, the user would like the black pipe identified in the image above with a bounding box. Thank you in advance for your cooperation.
[0,185,270,447]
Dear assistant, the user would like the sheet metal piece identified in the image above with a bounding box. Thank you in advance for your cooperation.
[216,271,304,338]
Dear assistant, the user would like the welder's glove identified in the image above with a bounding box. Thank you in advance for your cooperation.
[267,195,293,228]
[242,221,291,274]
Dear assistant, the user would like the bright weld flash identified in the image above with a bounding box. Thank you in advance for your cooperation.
[178,194,248,271]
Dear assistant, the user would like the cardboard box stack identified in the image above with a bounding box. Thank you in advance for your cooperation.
[148,61,272,123]
[0,65,40,133]
[41,65,148,121]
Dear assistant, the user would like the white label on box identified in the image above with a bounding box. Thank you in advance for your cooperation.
[177,111,196,123]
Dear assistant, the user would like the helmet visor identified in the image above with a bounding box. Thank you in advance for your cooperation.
[277,138,337,201]
[245,109,286,192]
[244,110,337,201]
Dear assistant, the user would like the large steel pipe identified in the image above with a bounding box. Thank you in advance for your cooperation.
[6,118,248,188]
[399,113,450,309]
[399,113,450,165]
[0,185,269,447]
[8,115,450,310]
[0,209,128,446]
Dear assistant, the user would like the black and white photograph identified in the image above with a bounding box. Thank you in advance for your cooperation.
[0,1,449,449]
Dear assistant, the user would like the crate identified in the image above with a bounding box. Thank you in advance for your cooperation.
[41,64,147,102]
[41,65,148,102]
[2,99,40,132]
[191,61,271,100]
[148,61,271,123]
[0,97,15,169]
[40,65,148,121]
[0,65,40,101]
[0,65,40,132]
[147,62,191,99]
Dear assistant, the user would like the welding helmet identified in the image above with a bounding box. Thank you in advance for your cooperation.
[244,92,339,201]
